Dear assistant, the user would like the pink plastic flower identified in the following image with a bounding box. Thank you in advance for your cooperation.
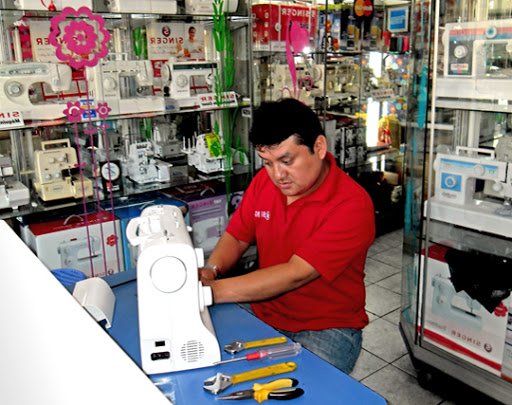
[63,101,82,122]
[63,20,98,56]
[49,7,110,69]
[96,103,111,119]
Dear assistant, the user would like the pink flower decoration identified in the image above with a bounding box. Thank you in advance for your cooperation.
[63,101,83,122]
[96,103,111,119]
[49,7,110,69]
[63,20,98,56]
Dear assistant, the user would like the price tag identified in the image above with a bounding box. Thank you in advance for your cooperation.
[199,91,238,108]
[370,88,395,102]
[0,110,24,129]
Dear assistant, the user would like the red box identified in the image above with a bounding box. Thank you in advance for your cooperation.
[252,1,319,51]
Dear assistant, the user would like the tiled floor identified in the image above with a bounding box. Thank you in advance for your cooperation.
[351,229,504,405]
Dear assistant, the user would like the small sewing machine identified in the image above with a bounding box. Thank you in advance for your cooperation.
[430,145,512,238]
[184,0,238,14]
[431,274,483,331]
[106,0,177,13]
[58,236,103,270]
[182,133,229,174]
[126,204,220,374]
[151,120,181,159]
[123,141,172,184]
[33,139,93,202]
[436,19,512,100]
[433,146,508,205]
[269,63,324,107]
[161,61,217,109]
[0,154,30,210]
[13,0,92,10]
[86,59,165,116]
[0,62,72,120]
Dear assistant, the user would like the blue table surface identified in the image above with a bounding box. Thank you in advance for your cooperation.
[105,271,387,404]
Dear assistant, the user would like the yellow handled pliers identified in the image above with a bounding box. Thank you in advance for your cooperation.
[217,378,304,403]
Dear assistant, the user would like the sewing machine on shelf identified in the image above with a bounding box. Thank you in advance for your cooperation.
[429,145,512,238]
[86,59,165,116]
[269,63,324,107]
[0,154,30,210]
[106,0,177,14]
[33,139,93,202]
[123,141,172,185]
[161,61,217,109]
[126,204,220,374]
[182,133,230,174]
[436,19,512,101]
[0,62,72,120]
[13,0,92,10]
[151,120,181,159]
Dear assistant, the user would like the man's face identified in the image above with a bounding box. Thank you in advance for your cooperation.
[257,135,328,203]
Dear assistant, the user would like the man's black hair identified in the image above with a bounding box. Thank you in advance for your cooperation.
[249,98,323,153]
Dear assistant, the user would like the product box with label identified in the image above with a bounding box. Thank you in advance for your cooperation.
[101,192,188,271]
[188,193,227,256]
[422,244,510,376]
[164,183,227,256]
[252,1,319,52]
[22,210,125,278]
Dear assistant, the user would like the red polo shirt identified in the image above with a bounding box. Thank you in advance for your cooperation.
[226,153,375,332]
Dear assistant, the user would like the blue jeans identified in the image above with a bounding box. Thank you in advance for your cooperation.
[238,304,362,375]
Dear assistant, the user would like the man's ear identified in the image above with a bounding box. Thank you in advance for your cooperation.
[314,135,327,159]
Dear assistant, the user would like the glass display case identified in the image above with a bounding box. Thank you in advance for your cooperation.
[250,0,411,235]
[400,0,512,402]
[0,0,253,275]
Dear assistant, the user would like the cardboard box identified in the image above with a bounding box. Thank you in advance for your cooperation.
[23,210,125,278]
[165,186,227,257]
[252,1,319,52]
[101,192,188,271]
[422,244,510,376]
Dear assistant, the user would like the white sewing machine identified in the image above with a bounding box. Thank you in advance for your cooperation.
[106,0,177,14]
[429,146,512,238]
[184,0,238,14]
[161,61,217,109]
[126,204,220,374]
[151,120,181,159]
[123,141,172,184]
[182,133,229,174]
[269,63,324,107]
[13,0,92,10]
[33,139,93,201]
[0,154,30,210]
[436,19,512,101]
[0,62,72,120]
[86,59,165,116]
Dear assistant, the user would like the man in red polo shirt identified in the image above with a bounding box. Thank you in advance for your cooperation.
[200,98,375,374]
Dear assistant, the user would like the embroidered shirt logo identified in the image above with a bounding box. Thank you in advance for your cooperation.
[254,210,271,220]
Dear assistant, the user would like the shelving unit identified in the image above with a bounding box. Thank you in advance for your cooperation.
[249,0,411,234]
[400,0,512,402]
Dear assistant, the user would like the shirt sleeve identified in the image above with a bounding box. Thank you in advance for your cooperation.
[295,191,375,283]
[225,176,259,244]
